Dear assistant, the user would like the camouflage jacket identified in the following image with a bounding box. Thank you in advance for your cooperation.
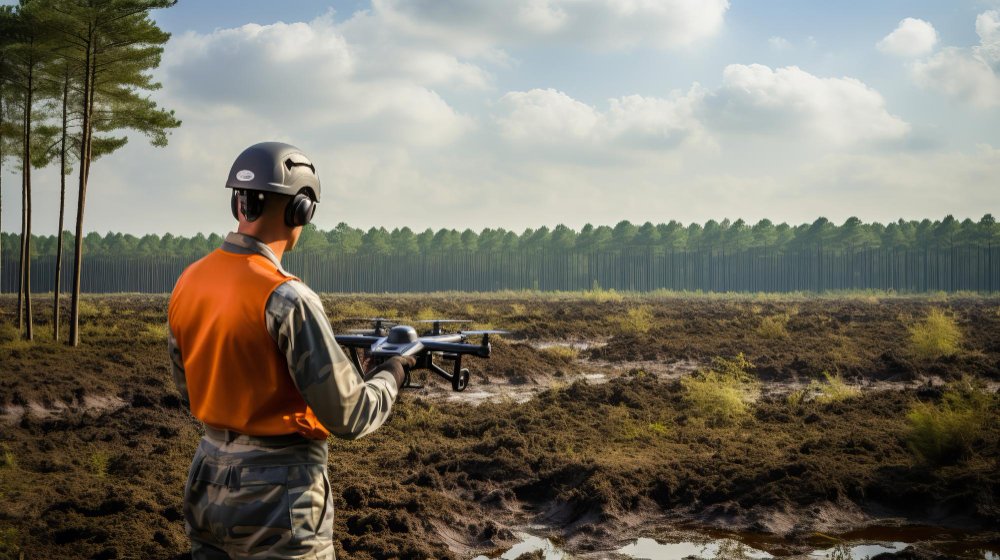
[168,232,398,439]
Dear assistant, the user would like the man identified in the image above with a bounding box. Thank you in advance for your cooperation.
[167,141,413,559]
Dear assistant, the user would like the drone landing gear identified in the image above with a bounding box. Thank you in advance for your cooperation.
[426,353,470,391]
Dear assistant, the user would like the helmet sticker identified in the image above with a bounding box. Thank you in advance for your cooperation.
[236,170,255,181]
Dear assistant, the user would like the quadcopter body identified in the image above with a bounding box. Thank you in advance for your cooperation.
[335,319,503,391]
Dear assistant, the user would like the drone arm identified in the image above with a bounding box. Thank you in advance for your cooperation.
[421,340,490,358]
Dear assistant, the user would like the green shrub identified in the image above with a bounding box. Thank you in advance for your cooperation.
[584,280,624,303]
[908,308,962,360]
[811,372,860,404]
[617,305,654,334]
[88,451,110,478]
[756,313,790,339]
[681,354,759,426]
[907,377,994,465]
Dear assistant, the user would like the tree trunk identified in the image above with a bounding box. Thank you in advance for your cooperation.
[69,31,93,347]
[22,57,34,341]
[0,86,4,300]
[54,64,69,341]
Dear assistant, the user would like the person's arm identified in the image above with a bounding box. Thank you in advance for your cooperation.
[167,326,191,410]
[265,280,400,440]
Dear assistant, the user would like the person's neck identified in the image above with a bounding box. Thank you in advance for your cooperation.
[237,226,291,261]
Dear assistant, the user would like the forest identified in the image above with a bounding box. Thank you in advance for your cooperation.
[3,214,999,261]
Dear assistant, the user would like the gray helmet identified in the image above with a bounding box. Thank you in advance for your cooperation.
[225,141,321,202]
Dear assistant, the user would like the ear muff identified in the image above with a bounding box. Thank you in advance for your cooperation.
[284,192,316,227]
[232,189,265,222]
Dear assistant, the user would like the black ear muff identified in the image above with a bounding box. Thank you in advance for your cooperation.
[234,189,265,223]
[285,192,315,227]
[231,190,239,221]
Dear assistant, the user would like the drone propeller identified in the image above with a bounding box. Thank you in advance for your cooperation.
[460,329,509,335]
[343,317,400,336]
[416,318,472,335]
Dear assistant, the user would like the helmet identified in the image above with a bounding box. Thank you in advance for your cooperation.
[226,142,321,226]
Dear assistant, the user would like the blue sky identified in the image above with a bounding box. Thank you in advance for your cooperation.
[3,0,999,236]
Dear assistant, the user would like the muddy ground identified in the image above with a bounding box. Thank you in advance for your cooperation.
[0,293,998,559]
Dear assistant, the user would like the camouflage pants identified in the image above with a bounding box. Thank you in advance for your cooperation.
[184,432,334,559]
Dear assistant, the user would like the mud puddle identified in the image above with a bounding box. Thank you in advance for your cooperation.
[0,394,126,425]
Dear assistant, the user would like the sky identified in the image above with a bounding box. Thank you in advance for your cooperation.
[2,0,999,237]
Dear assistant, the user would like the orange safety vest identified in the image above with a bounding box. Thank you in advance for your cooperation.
[168,248,330,439]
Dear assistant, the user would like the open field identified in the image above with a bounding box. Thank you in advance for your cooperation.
[0,292,998,559]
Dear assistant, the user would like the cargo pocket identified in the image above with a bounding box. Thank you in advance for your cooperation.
[286,464,334,551]
[190,460,293,555]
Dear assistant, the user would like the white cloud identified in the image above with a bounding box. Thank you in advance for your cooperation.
[495,88,704,153]
[494,64,908,161]
[877,17,938,57]
[911,10,1000,108]
[162,13,474,147]
[705,64,910,146]
[364,0,731,51]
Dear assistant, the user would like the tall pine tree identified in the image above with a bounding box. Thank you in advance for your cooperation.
[47,0,179,346]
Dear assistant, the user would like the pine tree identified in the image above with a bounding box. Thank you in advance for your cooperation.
[3,0,60,340]
[47,0,180,346]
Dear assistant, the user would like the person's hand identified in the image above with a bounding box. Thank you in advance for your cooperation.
[366,355,416,388]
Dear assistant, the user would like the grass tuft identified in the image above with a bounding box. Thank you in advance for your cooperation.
[541,345,579,361]
[145,322,169,340]
[0,445,16,470]
[811,372,860,404]
[908,308,962,360]
[617,305,654,334]
[681,354,760,426]
[907,377,994,465]
[88,450,110,479]
[756,313,790,339]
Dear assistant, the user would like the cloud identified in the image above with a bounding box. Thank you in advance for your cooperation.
[494,88,704,154]
[364,0,731,51]
[162,13,475,147]
[493,64,909,165]
[704,64,910,146]
[877,17,938,57]
[911,11,1000,108]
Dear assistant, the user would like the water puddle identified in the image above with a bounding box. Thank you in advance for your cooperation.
[807,542,906,558]
[618,537,772,559]
[475,531,1000,560]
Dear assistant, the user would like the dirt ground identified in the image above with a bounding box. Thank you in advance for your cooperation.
[0,293,998,559]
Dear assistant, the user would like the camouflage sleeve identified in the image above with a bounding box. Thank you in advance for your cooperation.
[265,280,398,440]
[167,326,191,410]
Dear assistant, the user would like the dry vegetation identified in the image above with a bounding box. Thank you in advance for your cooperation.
[0,292,998,559]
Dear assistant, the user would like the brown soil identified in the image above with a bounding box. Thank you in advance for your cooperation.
[0,294,998,559]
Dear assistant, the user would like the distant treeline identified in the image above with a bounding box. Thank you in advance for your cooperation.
[2,215,998,260]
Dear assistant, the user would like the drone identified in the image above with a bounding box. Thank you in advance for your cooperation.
[335,318,507,391]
